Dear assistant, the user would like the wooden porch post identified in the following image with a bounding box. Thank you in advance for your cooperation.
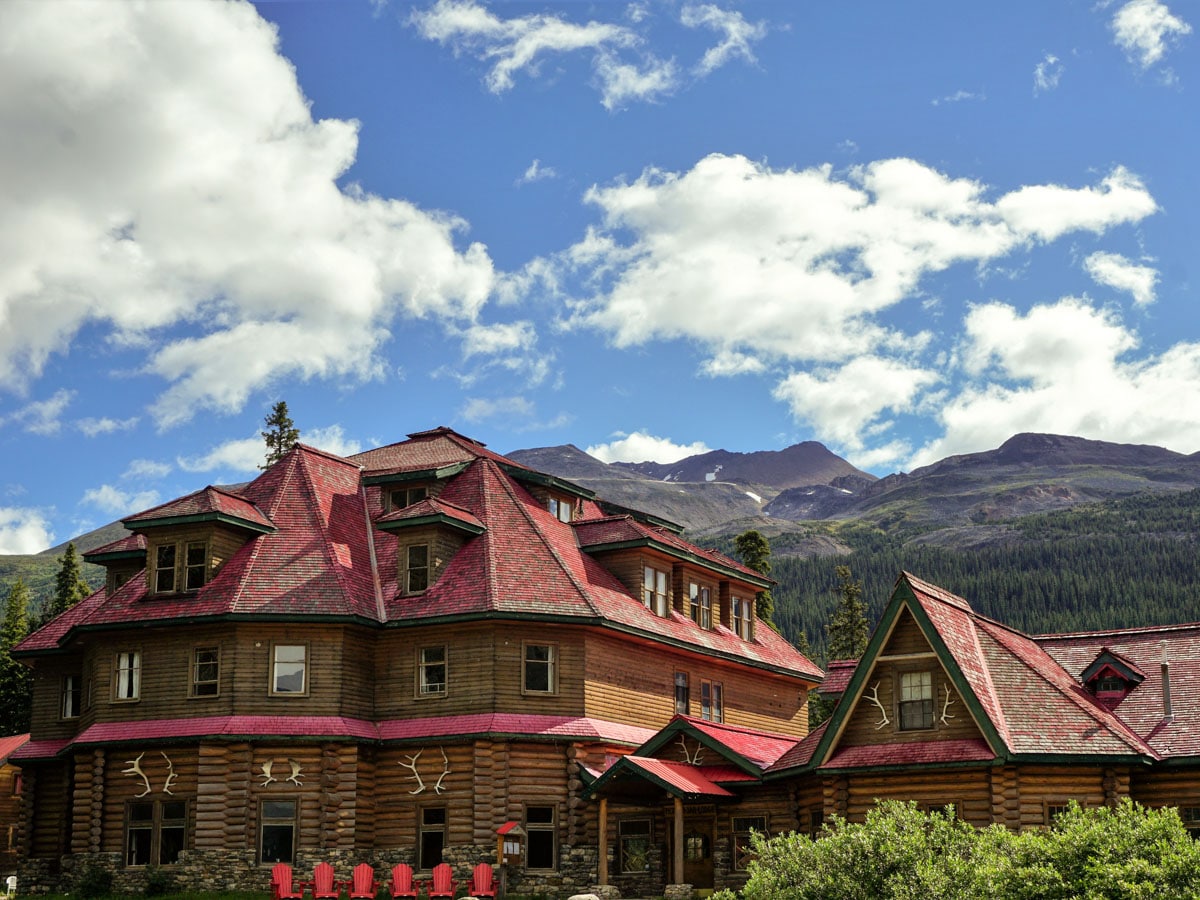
[673,796,684,883]
[598,797,608,885]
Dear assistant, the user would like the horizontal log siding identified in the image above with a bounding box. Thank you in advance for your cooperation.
[1016,766,1107,827]
[29,656,82,738]
[1131,768,1200,810]
[373,743,477,855]
[583,632,807,736]
[28,763,70,858]
[845,770,992,825]
[94,747,198,853]
[375,625,498,717]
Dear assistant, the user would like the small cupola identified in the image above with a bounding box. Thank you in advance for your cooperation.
[1080,647,1145,709]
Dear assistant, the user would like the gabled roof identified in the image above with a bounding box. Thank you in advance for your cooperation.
[350,426,526,478]
[805,572,1157,774]
[123,485,275,534]
[585,756,738,800]
[376,497,486,535]
[634,715,803,775]
[83,533,146,563]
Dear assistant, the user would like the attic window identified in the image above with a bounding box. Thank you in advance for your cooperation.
[1095,675,1125,694]
[390,486,429,511]
[548,497,573,522]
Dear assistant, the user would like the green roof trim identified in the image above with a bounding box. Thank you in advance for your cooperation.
[596,500,685,534]
[581,538,773,589]
[361,461,471,485]
[376,512,486,536]
[123,512,276,535]
[83,548,146,564]
[632,718,764,777]
[500,464,596,500]
[582,754,735,801]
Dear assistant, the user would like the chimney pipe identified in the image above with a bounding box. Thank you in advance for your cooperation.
[1161,640,1174,722]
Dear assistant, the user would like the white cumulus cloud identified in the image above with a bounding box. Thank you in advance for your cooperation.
[0,506,54,554]
[1111,0,1191,69]
[177,435,265,474]
[302,425,363,458]
[81,484,162,517]
[587,431,711,464]
[1084,251,1159,306]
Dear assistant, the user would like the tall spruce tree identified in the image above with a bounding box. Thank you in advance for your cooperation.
[261,401,300,469]
[734,529,775,623]
[49,542,92,620]
[826,564,868,661]
[0,579,33,734]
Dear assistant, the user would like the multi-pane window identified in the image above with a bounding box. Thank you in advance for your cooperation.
[619,819,652,873]
[701,679,723,723]
[525,806,556,870]
[810,806,824,835]
[898,670,934,730]
[184,542,207,591]
[419,646,447,695]
[1045,802,1074,824]
[524,644,556,693]
[62,674,81,719]
[674,672,690,716]
[643,566,669,616]
[407,544,430,593]
[260,799,297,864]
[272,644,307,695]
[419,806,446,870]
[689,583,712,629]
[731,596,754,640]
[548,497,573,522]
[114,651,141,701]
[1179,807,1200,838]
[154,544,176,593]
[126,799,187,866]
[191,647,219,697]
[389,486,429,511]
[732,815,766,870]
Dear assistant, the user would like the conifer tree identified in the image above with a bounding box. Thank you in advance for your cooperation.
[0,579,33,735]
[734,529,775,623]
[49,542,92,620]
[261,400,300,469]
[826,564,868,661]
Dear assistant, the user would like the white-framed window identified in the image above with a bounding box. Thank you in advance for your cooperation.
[419,806,447,870]
[674,672,689,716]
[643,566,669,616]
[898,670,934,730]
[689,583,712,630]
[114,651,141,701]
[548,497,573,522]
[732,815,767,870]
[154,544,176,593]
[700,679,723,723]
[619,818,652,873]
[259,798,297,864]
[389,485,429,511]
[523,643,556,694]
[126,799,188,867]
[61,674,81,719]
[525,806,556,870]
[731,596,754,640]
[418,646,447,695]
[271,644,307,695]
[406,544,430,594]
[191,647,219,697]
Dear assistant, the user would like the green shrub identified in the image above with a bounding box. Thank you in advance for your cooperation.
[143,867,176,897]
[74,863,115,899]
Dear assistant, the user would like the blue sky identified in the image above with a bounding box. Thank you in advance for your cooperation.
[0,0,1196,553]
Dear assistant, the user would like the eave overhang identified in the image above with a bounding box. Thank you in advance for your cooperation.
[361,461,471,486]
[500,464,596,501]
[122,511,276,536]
[376,512,486,536]
[579,537,773,590]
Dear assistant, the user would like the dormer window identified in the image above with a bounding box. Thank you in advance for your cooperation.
[643,566,669,616]
[548,497,573,522]
[1080,648,1144,708]
[389,485,429,511]
[154,545,176,593]
[689,582,712,629]
[184,542,207,590]
[731,596,754,641]
[406,544,430,593]
[152,540,208,593]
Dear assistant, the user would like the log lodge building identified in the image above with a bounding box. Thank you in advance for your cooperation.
[9,427,1200,895]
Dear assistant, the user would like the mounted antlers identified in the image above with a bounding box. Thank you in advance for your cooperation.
[260,760,277,787]
[865,682,890,730]
[286,759,304,787]
[677,735,704,765]
[160,752,177,795]
[432,747,451,794]
[400,750,426,794]
[122,752,152,797]
[940,683,957,725]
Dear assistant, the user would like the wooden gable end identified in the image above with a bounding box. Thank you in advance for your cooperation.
[835,608,987,749]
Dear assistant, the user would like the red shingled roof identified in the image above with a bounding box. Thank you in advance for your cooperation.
[619,758,736,796]
[124,485,274,532]
[83,533,146,560]
[0,733,29,763]
[823,738,996,770]
[680,716,802,769]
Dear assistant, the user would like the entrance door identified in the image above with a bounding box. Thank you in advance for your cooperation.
[682,823,713,889]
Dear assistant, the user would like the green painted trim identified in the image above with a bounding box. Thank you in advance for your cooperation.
[124,512,275,535]
[581,539,773,589]
[82,549,146,563]
[501,464,596,500]
[377,512,486,536]
[1080,652,1146,685]
[596,500,685,534]
[633,719,763,777]
[583,755,733,800]
[361,462,471,485]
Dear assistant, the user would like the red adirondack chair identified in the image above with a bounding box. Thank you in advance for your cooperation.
[387,864,418,900]
[466,863,496,899]
[346,863,377,900]
[270,864,304,900]
[308,862,341,900]
[423,863,457,900]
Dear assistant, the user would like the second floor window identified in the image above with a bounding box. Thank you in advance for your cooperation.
[389,485,428,511]
[643,566,669,616]
[674,672,689,715]
[115,651,141,701]
[524,644,556,693]
[407,544,430,593]
[62,674,81,719]
[701,679,723,722]
[418,646,447,695]
[272,644,307,695]
[191,647,219,697]
[689,583,712,630]
[898,670,934,730]
[184,542,207,590]
[731,596,754,640]
[154,544,176,593]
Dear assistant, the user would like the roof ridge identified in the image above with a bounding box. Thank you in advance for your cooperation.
[294,447,361,616]
[1035,620,1200,641]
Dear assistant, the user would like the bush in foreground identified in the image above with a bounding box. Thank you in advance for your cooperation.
[713,799,1200,900]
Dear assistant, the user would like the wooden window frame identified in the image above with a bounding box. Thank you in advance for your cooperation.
[548,496,573,523]
[418,805,447,871]
[417,645,448,697]
[183,541,208,591]
[618,817,652,874]
[259,797,298,865]
[700,678,723,723]
[731,596,754,641]
[190,646,220,698]
[1044,800,1077,825]
[522,642,557,695]
[389,485,429,512]
[643,565,669,617]
[270,643,308,697]
[731,815,767,871]
[125,798,189,868]
[113,650,141,702]
[524,804,556,871]
[153,543,177,594]
[674,671,689,715]
[61,673,81,719]
[689,582,712,630]
[897,669,934,731]
[405,543,430,595]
